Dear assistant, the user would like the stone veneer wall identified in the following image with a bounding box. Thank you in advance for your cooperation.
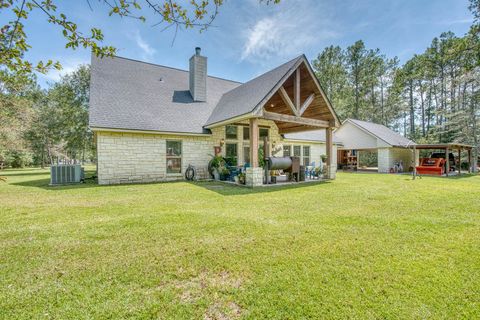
[378,147,416,173]
[96,119,338,184]
[245,167,264,187]
[96,131,216,185]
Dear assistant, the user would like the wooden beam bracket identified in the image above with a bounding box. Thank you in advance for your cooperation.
[262,110,329,128]
[294,68,301,112]
[279,86,298,116]
[298,93,315,116]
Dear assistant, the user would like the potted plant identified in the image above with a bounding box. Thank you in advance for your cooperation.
[208,155,224,180]
[238,172,246,185]
[320,154,327,163]
[314,167,321,179]
[321,165,328,177]
[220,167,230,181]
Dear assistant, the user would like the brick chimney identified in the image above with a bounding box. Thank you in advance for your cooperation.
[189,47,207,102]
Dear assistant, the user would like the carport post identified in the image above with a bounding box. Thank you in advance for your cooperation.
[458,148,461,175]
[445,148,449,176]
[412,145,417,180]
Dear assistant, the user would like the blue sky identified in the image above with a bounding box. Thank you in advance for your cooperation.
[18,0,473,87]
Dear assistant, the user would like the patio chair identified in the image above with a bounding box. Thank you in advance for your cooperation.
[226,164,241,181]
[305,161,316,179]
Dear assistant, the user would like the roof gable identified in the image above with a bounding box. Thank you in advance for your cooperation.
[346,119,415,147]
[204,55,303,127]
[260,58,340,133]
[205,55,340,129]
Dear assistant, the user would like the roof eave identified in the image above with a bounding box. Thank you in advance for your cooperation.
[90,126,212,136]
[204,112,257,129]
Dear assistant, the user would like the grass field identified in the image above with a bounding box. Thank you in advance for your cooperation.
[1,168,479,319]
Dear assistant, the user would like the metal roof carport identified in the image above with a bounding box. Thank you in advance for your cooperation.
[412,143,475,176]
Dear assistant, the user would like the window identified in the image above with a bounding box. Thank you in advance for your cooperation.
[293,145,301,157]
[242,126,268,141]
[225,125,237,140]
[166,140,182,174]
[225,143,238,166]
[283,145,291,157]
[243,126,250,140]
[259,128,269,139]
[303,146,311,166]
[243,146,250,164]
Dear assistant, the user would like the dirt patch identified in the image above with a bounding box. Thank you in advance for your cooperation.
[204,301,242,320]
[163,270,243,318]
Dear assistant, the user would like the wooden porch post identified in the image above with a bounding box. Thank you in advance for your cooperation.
[250,118,259,168]
[458,148,461,175]
[326,126,333,178]
[445,148,449,176]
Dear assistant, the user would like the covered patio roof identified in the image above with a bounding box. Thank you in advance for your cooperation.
[413,143,473,150]
[259,58,338,134]
[242,56,339,181]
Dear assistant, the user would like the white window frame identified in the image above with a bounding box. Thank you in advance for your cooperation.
[166,140,182,175]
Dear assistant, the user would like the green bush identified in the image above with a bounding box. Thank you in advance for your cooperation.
[3,150,33,168]
[358,151,378,167]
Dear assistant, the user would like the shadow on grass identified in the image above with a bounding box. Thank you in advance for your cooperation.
[10,170,100,190]
[402,173,478,181]
[11,172,332,195]
[11,177,102,190]
[0,171,50,177]
[189,180,332,196]
[340,170,478,181]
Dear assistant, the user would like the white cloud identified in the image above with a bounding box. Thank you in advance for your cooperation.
[444,18,474,25]
[40,57,89,84]
[132,30,156,60]
[240,1,338,64]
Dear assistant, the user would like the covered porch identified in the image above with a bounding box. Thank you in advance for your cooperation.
[244,59,339,187]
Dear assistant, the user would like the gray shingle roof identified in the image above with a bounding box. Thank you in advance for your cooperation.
[204,55,303,126]
[348,119,415,147]
[89,55,241,134]
[89,54,335,144]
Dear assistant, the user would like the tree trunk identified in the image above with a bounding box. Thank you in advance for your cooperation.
[418,80,426,137]
[380,79,385,125]
[409,80,415,137]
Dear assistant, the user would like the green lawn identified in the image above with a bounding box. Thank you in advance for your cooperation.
[1,168,479,319]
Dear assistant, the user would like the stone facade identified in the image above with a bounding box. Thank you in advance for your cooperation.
[326,165,337,179]
[96,131,215,185]
[245,167,264,187]
[95,119,338,185]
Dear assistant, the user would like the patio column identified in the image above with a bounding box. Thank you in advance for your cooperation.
[246,117,263,187]
[326,125,335,179]
[249,118,259,168]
